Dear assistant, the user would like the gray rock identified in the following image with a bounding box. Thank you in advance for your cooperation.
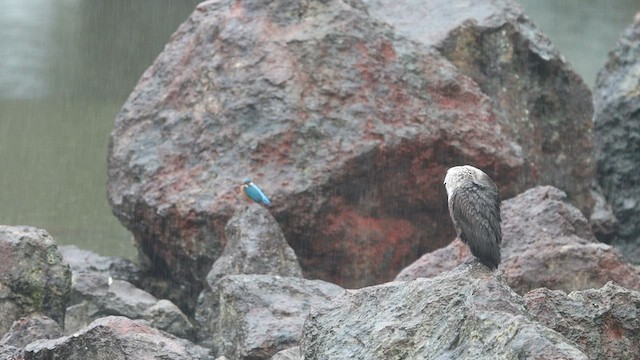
[142,299,194,340]
[301,262,586,359]
[0,226,71,335]
[0,345,22,360]
[24,316,212,360]
[526,282,640,359]
[64,279,194,340]
[196,205,302,346]
[59,245,140,304]
[270,347,301,360]
[101,280,158,319]
[1,316,63,348]
[594,15,640,255]
[64,301,100,335]
[212,275,343,360]
[589,184,619,243]
[397,186,640,296]
[60,246,192,338]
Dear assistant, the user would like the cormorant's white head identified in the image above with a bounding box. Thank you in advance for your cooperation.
[444,165,486,200]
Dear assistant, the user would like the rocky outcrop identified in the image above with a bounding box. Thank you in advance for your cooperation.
[299,262,587,359]
[107,0,598,310]
[24,316,211,360]
[210,275,342,360]
[0,226,71,335]
[526,282,640,359]
[397,186,640,295]
[196,205,303,347]
[594,14,640,258]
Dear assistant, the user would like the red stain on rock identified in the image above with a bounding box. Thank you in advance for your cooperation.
[108,0,595,311]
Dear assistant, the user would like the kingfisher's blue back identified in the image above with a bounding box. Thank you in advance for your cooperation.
[241,179,271,206]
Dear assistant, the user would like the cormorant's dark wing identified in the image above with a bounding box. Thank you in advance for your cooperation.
[448,178,501,269]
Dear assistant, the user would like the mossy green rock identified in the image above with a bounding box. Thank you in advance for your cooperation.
[0,226,71,335]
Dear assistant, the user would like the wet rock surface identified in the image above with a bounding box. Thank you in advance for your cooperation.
[211,275,343,360]
[364,0,595,214]
[60,246,193,339]
[1,316,63,349]
[300,262,587,359]
[270,347,301,360]
[594,15,640,260]
[525,282,640,359]
[65,278,193,340]
[59,245,140,304]
[196,205,303,347]
[24,316,211,360]
[397,186,640,295]
[0,226,71,336]
[107,0,596,310]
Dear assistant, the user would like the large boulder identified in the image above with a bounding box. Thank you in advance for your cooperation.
[364,0,595,214]
[107,0,595,310]
[0,226,71,336]
[594,14,640,259]
[196,204,303,346]
[210,275,343,360]
[24,316,212,360]
[525,282,640,359]
[299,262,586,359]
[397,186,640,295]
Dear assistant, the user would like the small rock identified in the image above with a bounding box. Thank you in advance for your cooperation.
[101,280,158,319]
[0,345,22,360]
[143,300,194,340]
[24,316,212,360]
[212,275,343,360]
[64,279,193,340]
[0,226,71,336]
[270,347,301,360]
[1,316,63,348]
[525,282,640,359]
[59,245,140,304]
[589,184,619,243]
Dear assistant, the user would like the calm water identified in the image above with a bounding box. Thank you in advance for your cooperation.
[0,0,637,259]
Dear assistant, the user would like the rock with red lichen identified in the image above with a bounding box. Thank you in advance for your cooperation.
[365,0,595,214]
[397,186,640,296]
[525,282,640,359]
[107,0,596,311]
